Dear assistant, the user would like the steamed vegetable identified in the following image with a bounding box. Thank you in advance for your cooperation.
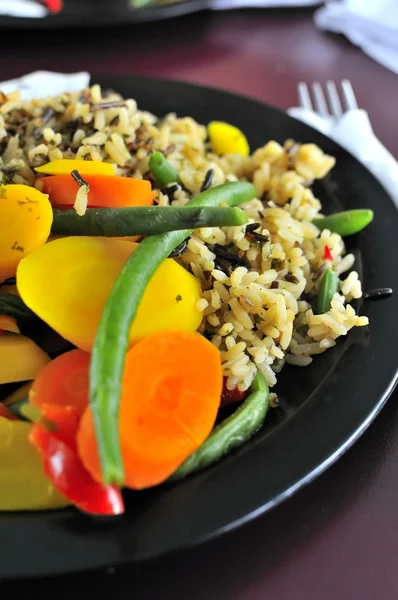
[313,209,374,237]
[51,205,248,237]
[30,404,124,515]
[37,175,153,209]
[0,414,69,511]
[0,334,50,384]
[316,268,340,314]
[78,330,223,490]
[0,184,53,283]
[17,237,203,352]
[171,370,269,480]
[149,151,180,186]
[208,121,250,157]
[29,349,90,417]
[35,159,115,177]
[88,181,257,485]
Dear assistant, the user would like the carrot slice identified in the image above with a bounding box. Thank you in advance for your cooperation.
[29,349,90,417]
[37,175,153,209]
[77,330,223,490]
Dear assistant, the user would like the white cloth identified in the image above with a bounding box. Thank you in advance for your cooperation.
[0,0,46,18]
[1,71,396,207]
[0,70,90,99]
[314,0,398,74]
[288,106,398,206]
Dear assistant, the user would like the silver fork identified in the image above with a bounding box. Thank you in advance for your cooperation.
[297,80,358,120]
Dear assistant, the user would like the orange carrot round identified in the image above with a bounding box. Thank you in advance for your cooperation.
[77,330,223,490]
[29,349,90,417]
[37,175,153,209]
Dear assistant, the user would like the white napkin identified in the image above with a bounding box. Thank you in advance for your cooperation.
[0,0,46,18]
[1,71,396,207]
[288,106,398,207]
[0,70,90,100]
[314,0,398,74]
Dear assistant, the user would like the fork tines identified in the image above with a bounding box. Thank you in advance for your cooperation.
[298,80,358,119]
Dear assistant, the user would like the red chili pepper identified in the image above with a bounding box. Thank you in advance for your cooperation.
[29,404,124,516]
[0,403,18,421]
[39,0,63,13]
[323,244,333,261]
[220,378,247,407]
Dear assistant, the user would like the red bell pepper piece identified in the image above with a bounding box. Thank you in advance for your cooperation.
[323,244,333,261]
[39,0,63,13]
[220,378,247,407]
[29,404,124,516]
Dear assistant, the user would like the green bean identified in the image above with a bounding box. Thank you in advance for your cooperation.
[312,209,374,237]
[316,268,340,314]
[0,294,37,322]
[51,206,248,237]
[170,370,269,481]
[149,151,180,186]
[89,181,257,485]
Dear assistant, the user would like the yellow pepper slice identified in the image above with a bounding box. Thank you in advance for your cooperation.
[0,333,50,385]
[0,184,53,283]
[35,159,115,177]
[17,237,203,352]
[0,417,69,511]
[208,121,250,157]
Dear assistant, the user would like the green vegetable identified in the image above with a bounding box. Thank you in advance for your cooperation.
[148,151,180,186]
[0,294,37,322]
[51,206,248,237]
[317,268,340,314]
[313,209,374,237]
[171,370,269,481]
[89,181,257,485]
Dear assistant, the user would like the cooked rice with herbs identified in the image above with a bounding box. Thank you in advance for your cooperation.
[0,84,369,392]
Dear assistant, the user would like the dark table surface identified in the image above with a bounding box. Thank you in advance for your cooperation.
[1,7,398,599]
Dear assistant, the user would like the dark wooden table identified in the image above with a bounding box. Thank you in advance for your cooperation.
[1,7,398,599]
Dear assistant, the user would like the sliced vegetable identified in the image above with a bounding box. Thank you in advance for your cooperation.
[30,404,124,516]
[316,268,340,314]
[323,244,333,262]
[29,349,90,417]
[208,121,250,157]
[35,159,115,177]
[0,184,53,283]
[37,175,152,209]
[0,293,37,323]
[17,237,202,352]
[220,378,247,407]
[0,333,50,385]
[148,152,180,186]
[78,330,223,490]
[0,416,69,511]
[313,209,374,237]
[51,205,248,237]
[89,181,257,484]
[171,370,269,480]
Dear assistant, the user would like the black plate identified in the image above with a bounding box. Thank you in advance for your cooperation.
[1,75,397,580]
